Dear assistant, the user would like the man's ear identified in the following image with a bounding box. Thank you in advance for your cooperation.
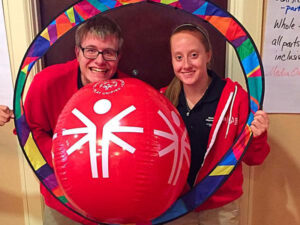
[75,46,80,59]
[117,51,122,60]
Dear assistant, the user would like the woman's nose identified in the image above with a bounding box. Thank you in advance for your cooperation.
[182,57,191,68]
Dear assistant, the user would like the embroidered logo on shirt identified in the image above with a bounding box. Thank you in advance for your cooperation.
[205,116,214,127]
[223,116,238,126]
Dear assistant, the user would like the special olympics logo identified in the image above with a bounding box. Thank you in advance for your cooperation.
[53,99,190,185]
[93,79,125,95]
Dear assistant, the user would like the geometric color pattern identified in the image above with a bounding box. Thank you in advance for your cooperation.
[13,0,264,224]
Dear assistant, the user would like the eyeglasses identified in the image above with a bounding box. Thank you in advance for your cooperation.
[80,46,118,61]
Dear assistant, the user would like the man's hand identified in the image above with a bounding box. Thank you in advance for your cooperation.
[250,110,269,137]
[0,105,14,126]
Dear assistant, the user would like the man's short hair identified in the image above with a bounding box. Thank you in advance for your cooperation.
[75,16,123,50]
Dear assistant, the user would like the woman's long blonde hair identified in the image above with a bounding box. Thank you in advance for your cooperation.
[164,24,212,106]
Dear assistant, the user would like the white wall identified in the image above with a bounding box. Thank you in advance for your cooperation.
[0,0,13,108]
[228,1,300,225]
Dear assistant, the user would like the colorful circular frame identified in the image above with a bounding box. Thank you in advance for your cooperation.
[13,0,265,224]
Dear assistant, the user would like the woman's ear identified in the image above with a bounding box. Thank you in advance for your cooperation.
[207,50,212,63]
[206,50,213,69]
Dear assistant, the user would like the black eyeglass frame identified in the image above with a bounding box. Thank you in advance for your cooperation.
[79,46,119,61]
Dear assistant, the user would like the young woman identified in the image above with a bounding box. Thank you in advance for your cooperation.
[162,24,270,225]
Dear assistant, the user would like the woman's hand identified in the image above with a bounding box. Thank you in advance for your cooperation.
[250,110,269,137]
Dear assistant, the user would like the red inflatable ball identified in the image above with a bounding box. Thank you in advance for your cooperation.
[52,78,190,224]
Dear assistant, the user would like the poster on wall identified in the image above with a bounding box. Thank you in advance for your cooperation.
[262,0,300,113]
[0,0,13,109]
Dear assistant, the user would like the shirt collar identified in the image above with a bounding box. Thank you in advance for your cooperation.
[77,67,83,89]
[204,70,226,103]
[178,70,226,108]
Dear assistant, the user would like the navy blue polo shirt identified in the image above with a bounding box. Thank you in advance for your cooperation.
[177,71,226,187]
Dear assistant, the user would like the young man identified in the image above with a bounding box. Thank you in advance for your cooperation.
[24,16,129,225]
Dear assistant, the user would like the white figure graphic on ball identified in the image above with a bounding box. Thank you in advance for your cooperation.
[61,99,143,179]
[154,110,190,186]
[57,99,189,184]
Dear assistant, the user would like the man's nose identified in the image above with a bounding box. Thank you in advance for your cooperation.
[94,52,106,64]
